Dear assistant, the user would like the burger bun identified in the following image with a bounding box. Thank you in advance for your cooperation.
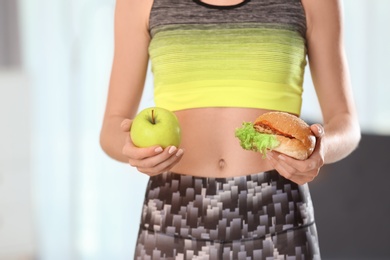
[254,112,316,160]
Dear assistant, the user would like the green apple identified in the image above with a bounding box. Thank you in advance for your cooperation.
[130,107,181,148]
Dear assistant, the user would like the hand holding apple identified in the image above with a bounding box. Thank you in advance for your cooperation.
[130,107,182,148]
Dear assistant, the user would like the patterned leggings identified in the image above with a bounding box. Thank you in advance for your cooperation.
[134,171,321,259]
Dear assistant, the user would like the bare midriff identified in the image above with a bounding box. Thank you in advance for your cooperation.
[171,107,276,178]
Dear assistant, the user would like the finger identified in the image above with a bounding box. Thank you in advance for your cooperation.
[310,123,324,138]
[121,119,132,132]
[123,143,164,160]
[128,146,180,168]
[268,153,314,184]
[136,148,185,175]
[268,151,307,174]
[146,150,184,175]
[277,153,319,174]
[267,152,298,179]
[268,151,318,180]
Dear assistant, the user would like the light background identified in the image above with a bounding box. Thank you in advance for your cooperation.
[0,0,389,259]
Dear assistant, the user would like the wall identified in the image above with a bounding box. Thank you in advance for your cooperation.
[310,134,390,259]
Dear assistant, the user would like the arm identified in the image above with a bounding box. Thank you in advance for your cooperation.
[100,0,184,175]
[100,0,151,162]
[267,0,361,184]
[305,0,360,163]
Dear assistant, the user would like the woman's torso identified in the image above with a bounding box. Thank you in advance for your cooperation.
[146,0,307,178]
[172,108,275,177]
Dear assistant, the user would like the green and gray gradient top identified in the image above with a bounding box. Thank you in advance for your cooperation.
[148,0,307,115]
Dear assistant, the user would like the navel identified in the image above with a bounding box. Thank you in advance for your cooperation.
[218,158,226,170]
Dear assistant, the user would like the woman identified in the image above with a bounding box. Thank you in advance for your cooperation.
[100,0,361,258]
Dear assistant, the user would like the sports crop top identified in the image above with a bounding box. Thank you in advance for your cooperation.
[148,0,307,115]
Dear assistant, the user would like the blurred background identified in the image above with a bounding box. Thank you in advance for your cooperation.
[0,0,389,259]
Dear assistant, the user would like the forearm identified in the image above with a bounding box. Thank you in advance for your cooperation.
[322,112,361,164]
[100,115,129,163]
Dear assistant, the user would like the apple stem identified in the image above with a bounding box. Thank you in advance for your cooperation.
[151,109,155,124]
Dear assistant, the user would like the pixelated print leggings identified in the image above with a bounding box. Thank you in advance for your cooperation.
[134,171,321,260]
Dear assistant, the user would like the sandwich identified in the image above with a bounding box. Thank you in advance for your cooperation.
[235,111,316,160]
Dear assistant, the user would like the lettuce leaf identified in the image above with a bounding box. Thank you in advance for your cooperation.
[234,122,280,156]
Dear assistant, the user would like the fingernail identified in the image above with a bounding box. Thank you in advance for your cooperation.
[317,125,324,135]
[155,147,163,153]
[278,154,286,161]
[168,146,177,154]
[176,149,184,157]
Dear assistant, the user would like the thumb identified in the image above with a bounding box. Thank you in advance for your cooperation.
[121,119,132,132]
[311,123,325,138]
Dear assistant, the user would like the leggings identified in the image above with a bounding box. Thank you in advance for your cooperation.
[134,171,321,260]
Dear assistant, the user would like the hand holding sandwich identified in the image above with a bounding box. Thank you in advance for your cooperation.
[266,123,325,185]
[235,112,325,185]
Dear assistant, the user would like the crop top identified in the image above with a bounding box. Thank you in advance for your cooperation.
[148,0,307,115]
